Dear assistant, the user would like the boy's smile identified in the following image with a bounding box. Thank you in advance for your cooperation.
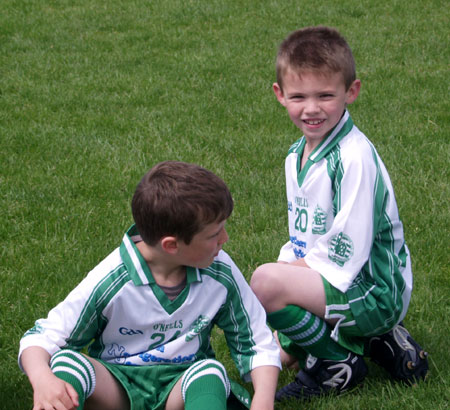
[274,70,360,151]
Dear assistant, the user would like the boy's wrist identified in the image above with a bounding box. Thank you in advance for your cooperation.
[250,365,279,408]
[21,346,52,383]
[250,393,274,410]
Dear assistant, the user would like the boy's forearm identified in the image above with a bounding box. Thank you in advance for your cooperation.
[250,365,279,410]
[21,346,53,385]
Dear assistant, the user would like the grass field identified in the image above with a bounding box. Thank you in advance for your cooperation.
[1,0,448,408]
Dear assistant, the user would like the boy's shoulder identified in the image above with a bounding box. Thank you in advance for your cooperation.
[200,250,236,277]
[324,113,372,157]
[198,250,247,289]
[337,124,376,160]
[73,246,131,298]
[319,113,375,163]
[88,246,125,279]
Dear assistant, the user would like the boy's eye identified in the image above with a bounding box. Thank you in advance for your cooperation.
[320,94,334,99]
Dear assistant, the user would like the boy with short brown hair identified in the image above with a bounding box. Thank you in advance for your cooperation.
[250,26,428,402]
[19,161,280,410]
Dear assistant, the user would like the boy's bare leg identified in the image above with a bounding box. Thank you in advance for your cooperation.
[84,357,130,410]
[250,262,327,318]
[252,262,368,401]
[252,264,331,372]
[165,377,184,410]
[274,331,299,369]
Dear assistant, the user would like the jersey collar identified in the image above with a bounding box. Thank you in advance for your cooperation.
[293,111,354,187]
[309,110,354,162]
[120,225,201,286]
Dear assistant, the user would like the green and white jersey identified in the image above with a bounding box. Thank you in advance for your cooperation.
[279,111,412,331]
[19,225,280,381]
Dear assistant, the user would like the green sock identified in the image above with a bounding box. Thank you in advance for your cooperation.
[268,304,348,361]
[50,350,96,410]
[182,359,229,410]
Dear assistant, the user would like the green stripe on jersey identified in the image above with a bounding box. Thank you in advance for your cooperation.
[370,144,407,299]
[202,261,256,374]
[326,147,344,214]
[346,144,407,334]
[68,265,130,348]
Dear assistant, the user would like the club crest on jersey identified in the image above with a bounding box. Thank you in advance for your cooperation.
[24,323,44,337]
[328,232,354,266]
[185,315,211,342]
[312,205,327,235]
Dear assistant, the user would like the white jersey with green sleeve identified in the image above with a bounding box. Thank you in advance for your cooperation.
[278,110,412,331]
[19,225,280,381]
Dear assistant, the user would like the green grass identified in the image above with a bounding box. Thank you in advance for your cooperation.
[1,0,448,408]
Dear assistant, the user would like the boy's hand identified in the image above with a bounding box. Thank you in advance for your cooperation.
[21,346,79,410]
[32,373,79,410]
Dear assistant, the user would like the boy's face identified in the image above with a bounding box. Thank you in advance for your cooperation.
[273,69,360,148]
[176,219,229,269]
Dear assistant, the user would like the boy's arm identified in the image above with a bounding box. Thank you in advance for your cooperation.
[301,141,381,293]
[18,261,111,371]
[213,252,281,375]
[249,365,279,410]
[21,346,79,410]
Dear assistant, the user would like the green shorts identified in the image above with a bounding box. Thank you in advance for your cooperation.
[321,275,399,355]
[278,275,400,359]
[100,360,250,410]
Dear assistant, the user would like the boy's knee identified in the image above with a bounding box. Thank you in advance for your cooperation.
[182,359,230,401]
[50,349,97,402]
[51,349,95,376]
[185,359,228,379]
[250,264,279,307]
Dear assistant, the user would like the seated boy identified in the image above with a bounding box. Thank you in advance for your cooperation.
[250,26,428,401]
[19,161,280,410]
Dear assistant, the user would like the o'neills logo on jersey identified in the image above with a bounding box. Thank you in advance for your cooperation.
[153,321,183,332]
[328,232,354,266]
[295,197,308,207]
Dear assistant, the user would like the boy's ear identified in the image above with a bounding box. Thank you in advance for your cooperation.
[346,79,361,105]
[160,236,179,254]
[273,82,287,107]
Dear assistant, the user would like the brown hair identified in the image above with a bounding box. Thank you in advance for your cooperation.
[131,161,233,245]
[276,26,356,91]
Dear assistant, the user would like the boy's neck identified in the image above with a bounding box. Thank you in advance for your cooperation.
[135,241,187,287]
[301,137,323,169]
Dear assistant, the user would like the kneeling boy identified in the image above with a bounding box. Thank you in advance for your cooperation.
[250,26,428,402]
